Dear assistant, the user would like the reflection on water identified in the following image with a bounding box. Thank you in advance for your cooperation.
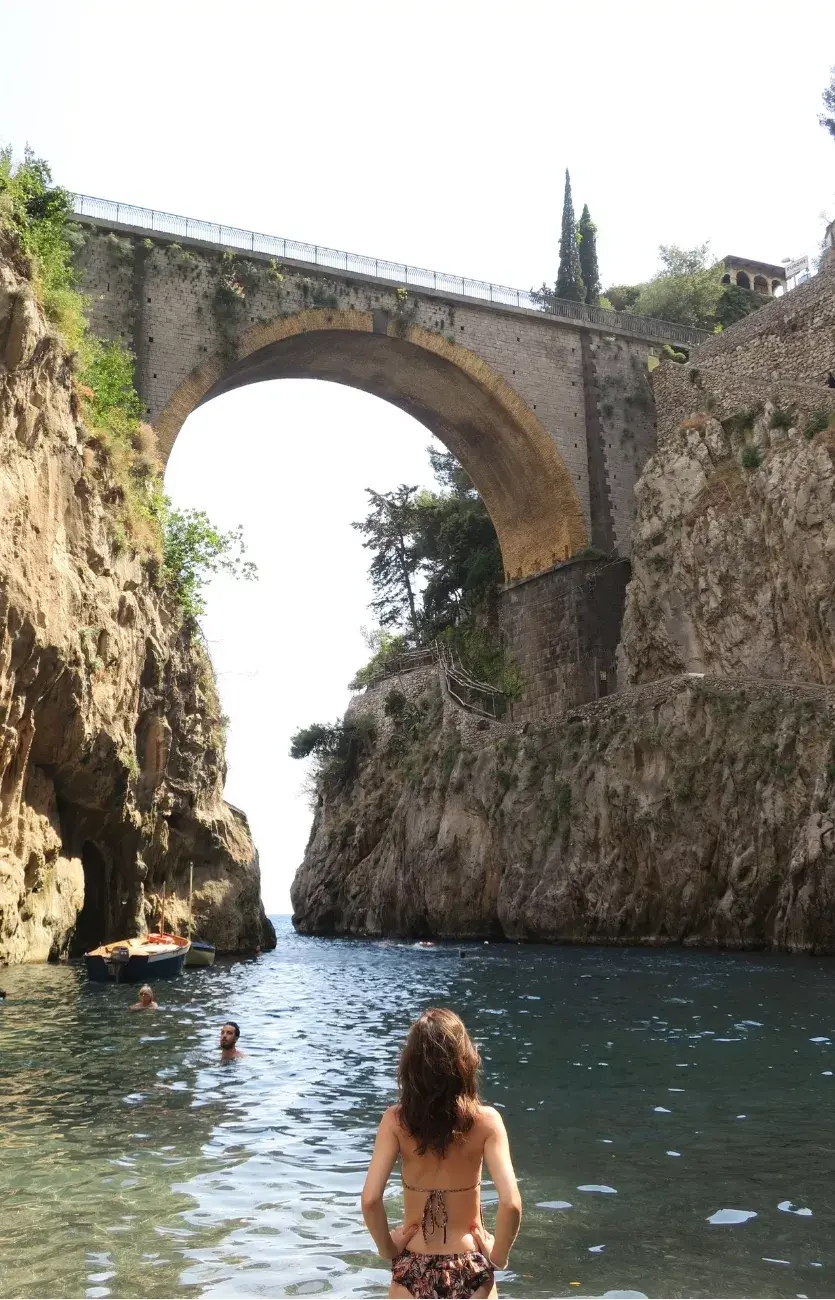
[1,920,834,1298]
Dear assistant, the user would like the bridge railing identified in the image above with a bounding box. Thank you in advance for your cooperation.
[70,194,709,349]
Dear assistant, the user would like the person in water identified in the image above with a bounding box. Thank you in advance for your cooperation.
[130,984,158,1011]
[362,1008,521,1299]
[219,1021,243,1059]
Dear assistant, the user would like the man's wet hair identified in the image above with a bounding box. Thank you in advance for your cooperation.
[224,1020,241,1041]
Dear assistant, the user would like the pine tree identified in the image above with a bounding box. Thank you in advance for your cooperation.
[352,486,421,641]
[556,169,584,303]
[577,204,601,307]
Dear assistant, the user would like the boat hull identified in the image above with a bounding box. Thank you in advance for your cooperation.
[84,934,191,982]
[184,941,216,968]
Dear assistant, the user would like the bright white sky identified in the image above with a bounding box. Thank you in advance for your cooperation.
[3,0,835,910]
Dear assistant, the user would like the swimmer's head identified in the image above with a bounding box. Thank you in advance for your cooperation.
[138,985,154,1004]
[220,1021,240,1049]
[397,1008,481,1157]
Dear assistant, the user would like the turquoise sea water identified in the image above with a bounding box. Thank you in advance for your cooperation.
[1,918,834,1298]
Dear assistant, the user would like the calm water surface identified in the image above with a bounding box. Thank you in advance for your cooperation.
[2,919,834,1298]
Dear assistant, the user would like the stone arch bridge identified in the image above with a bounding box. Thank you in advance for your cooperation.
[72,196,706,718]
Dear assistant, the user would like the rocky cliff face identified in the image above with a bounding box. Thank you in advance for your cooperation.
[292,377,835,951]
[621,404,835,685]
[291,671,835,950]
[0,234,274,963]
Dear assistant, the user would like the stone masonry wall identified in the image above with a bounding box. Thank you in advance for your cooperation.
[499,556,630,722]
[73,220,663,559]
[654,261,835,441]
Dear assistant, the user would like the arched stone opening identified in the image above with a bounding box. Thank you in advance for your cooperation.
[157,310,588,579]
[753,275,769,295]
[736,271,751,289]
[721,273,731,285]
[772,280,784,296]
[70,841,109,956]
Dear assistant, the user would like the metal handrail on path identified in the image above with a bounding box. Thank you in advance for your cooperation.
[70,193,709,349]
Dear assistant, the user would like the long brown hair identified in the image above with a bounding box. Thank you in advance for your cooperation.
[396,1008,481,1156]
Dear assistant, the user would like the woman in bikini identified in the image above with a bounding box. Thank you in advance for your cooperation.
[361,1008,522,1299]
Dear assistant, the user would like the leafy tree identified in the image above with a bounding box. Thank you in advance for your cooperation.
[714,282,769,328]
[604,283,641,312]
[348,629,409,689]
[162,505,257,619]
[577,204,601,306]
[352,486,421,640]
[556,169,584,302]
[289,715,376,787]
[411,449,502,639]
[630,243,724,329]
[821,65,835,141]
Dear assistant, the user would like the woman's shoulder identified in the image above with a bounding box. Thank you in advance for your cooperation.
[474,1103,506,1132]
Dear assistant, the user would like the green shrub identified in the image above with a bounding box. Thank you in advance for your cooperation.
[289,715,376,787]
[350,630,410,689]
[741,445,763,469]
[770,407,794,430]
[161,506,257,619]
[804,411,831,439]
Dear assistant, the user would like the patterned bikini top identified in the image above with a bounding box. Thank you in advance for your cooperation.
[401,1180,481,1244]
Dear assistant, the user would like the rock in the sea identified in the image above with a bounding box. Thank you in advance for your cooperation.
[0,231,274,963]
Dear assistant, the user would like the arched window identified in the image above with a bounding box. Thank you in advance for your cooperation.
[753,275,769,295]
[736,271,751,290]
[772,280,784,295]
[721,273,731,284]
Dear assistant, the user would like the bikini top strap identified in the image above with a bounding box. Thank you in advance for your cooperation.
[401,1181,479,1192]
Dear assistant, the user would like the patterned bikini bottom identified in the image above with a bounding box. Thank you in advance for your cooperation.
[392,1249,494,1299]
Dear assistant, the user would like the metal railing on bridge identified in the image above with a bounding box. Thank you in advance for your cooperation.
[71,194,710,349]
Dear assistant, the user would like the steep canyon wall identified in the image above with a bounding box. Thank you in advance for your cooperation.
[0,234,274,963]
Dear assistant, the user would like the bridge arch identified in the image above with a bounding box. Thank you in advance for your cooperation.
[156,309,588,579]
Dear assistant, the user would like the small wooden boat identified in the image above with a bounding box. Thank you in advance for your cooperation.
[183,866,216,967]
[85,933,191,982]
[185,939,216,967]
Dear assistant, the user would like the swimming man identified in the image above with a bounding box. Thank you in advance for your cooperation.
[219,1021,243,1059]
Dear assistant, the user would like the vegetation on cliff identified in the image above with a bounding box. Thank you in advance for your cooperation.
[350,447,513,689]
[0,147,254,622]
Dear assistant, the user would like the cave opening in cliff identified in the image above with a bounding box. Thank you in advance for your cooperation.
[70,842,110,956]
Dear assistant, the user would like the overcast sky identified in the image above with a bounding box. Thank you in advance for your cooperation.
[3,0,835,911]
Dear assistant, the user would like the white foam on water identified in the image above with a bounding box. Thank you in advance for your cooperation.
[666,1151,681,1157]
[823,1071,833,1076]
[809,1037,830,1044]
[762,1258,791,1266]
[653,1106,671,1113]
[589,1244,606,1253]
[778,1200,813,1216]
[578,1184,617,1194]
[706,1208,757,1224]
[601,1291,648,1298]
[536,1200,573,1210]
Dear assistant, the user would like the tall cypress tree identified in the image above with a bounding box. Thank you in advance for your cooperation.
[556,169,584,303]
[577,204,601,306]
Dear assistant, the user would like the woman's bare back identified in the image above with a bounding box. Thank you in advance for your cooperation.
[394,1104,497,1255]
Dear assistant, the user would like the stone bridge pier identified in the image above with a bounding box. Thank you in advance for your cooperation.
[71,199,705,717]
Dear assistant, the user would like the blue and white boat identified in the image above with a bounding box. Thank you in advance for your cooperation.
[85,933,191,982]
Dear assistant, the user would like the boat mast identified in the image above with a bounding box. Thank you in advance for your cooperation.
[188,864,193,940]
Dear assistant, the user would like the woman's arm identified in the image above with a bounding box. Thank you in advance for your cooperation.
[475,1107,522,1269]
[360,1108,418,1260]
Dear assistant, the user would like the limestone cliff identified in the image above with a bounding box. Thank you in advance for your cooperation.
[291,671,835,950]
[621,404,835,684]
[292,371,835,950]
[0,233,275,963]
